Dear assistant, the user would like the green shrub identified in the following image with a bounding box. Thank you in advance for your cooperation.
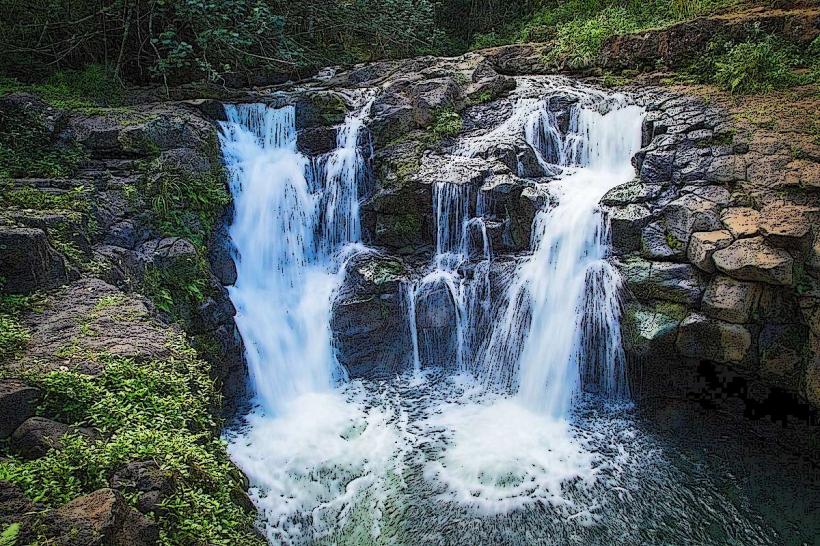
[0,314,29,361]
[0,340,262,545]
[550,8,640,68]
[714,36,799,93]
[430,109,463,141]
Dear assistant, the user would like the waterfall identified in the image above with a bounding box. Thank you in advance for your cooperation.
[219,99,372,413]
[476,94,643,417]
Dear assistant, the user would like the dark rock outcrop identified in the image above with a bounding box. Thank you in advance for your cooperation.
[0,379,41,439]
[53,488,159,546]
[331,251,409,378]
[0,227,70,294]
[10,417,96,459]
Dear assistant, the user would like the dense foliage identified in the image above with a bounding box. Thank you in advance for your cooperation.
[0,337,262,545]
[0,0,450,85]
[0,0,814,94]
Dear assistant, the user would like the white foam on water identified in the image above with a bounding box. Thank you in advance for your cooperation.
[227,386,403,545]
[422,394,597,515]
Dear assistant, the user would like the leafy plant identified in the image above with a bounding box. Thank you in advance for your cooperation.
[0,523,20,546]
[714,36,800,94]
[1,338,262,545]
[430,109,463,141]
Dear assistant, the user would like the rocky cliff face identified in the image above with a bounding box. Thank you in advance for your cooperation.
[0,94,261,544]
[607,85,820,415]
[1,7,818,540]
[303,47,820,418]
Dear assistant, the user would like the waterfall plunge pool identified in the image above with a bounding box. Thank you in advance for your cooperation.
[220,79,819,545]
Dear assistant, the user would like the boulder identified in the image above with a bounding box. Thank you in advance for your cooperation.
[19,279,173,373]
[758,323,807,381]
[478,174,537,250]
[684,185,730,206]
[369,93,415,144]
[296,126,338,156]
[414,275,459,369]
[330,252,409,378]
[293,91,350,128]
[110,462,174,516]
[720,207,760,239]
[676,313,752,365]
[713,236,794,286]
[622,257,706,306]
[415,153,493,188]
[137,237,198,271]
[662,193,722,246]
[11,417,95,459]
[601,181,664,207]
[208,215,237,286]
[0,480,36,519]
[687,230,733,273]
[0,227,69,294]
[608,204,653,253]
[639,149,674,184]
[105,219,151,249]
[54,488,159,546]
[758,203,817,250]
[701,276,761,324]
[0,380,41,439]
[621,301,682,357]
[407,77,462,127]
[640,222,686,262]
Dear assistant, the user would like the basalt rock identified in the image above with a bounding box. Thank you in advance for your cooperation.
[10,417,96,459]
[701,275,761,324]
[676,313,753,365]
[331,252,409,378]
[713,237,794,286]
[0,226,70,294]
[687,230,734,273]
[0,380,41,439]
[53,488,159,546]
[110,462,174,516]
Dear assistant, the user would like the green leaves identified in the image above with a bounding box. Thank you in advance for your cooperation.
[1,343,260,544]
[714,36,800,94]
[0,524,20,546]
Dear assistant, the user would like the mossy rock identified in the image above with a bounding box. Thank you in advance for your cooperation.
[297,91,350,128]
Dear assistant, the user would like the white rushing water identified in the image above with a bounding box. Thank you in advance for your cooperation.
[478,95,642,416]
[221,80,664,544]
[220,99,372,413]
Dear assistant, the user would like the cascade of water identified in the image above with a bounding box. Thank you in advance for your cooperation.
[400,281,422,378]
[433,182,472,271]
[220,99,372,413]
[475,94,643,417]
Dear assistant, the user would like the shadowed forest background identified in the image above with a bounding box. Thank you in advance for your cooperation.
[3,0,809,87]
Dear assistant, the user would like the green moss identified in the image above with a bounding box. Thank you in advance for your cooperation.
[600,72,632,88]
[390,212,423,241]
[0,65,124,110]
[309,93,348,125]
[695,130,735,148]
[655,301,687,321]
[429,108,463,142]
[0,183,91,213]
[665,231,683,250]
[0,338,262,545]
[0,118,88,179]
[358,259,406,285]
